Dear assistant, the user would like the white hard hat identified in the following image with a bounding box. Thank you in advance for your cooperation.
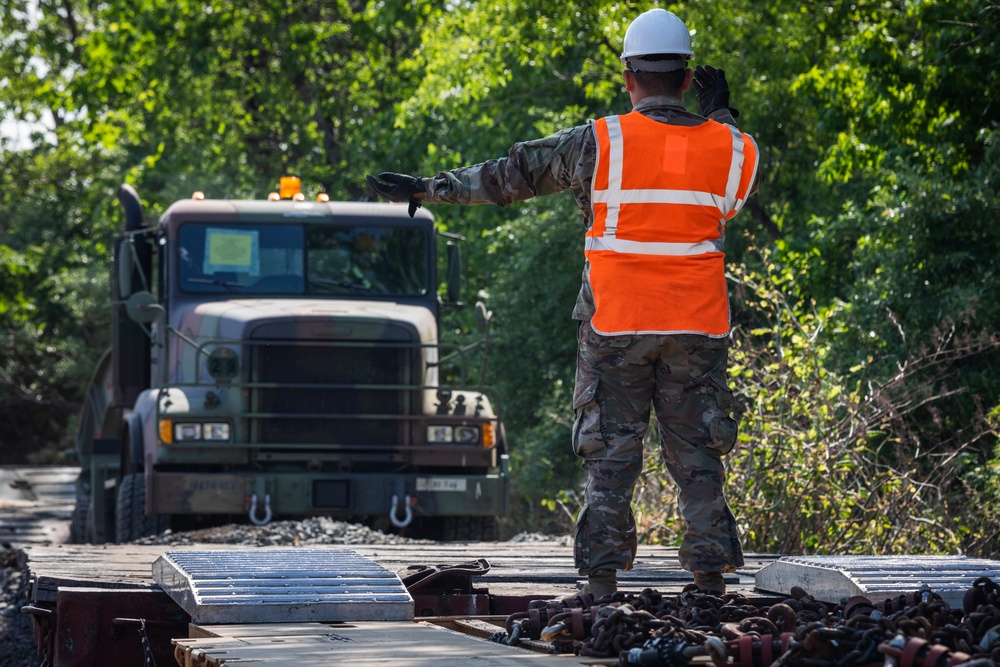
[621,8,694,64]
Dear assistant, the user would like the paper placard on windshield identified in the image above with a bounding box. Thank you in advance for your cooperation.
[204,228,260,276]
[416,478,467,492]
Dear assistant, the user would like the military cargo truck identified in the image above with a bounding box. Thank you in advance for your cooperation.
[71,179,508,543]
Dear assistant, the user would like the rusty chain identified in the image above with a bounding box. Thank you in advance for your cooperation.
[496,577,1000,667]
[140,618,159,667]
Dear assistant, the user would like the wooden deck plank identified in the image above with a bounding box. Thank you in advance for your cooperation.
[173,621,613,666]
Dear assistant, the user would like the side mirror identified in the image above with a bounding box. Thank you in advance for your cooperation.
[474,301,493,335]
[446,241,462,304]
[125,291,161,324]
[116,238,133,299]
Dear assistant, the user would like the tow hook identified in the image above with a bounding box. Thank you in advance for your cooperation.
[248,493,273,526]
[389,494,413,528]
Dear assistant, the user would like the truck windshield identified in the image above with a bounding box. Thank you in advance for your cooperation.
[178,223,429,296]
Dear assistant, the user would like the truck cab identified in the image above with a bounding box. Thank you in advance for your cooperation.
[72,182,508,543]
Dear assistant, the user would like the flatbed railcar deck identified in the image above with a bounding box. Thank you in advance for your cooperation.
[19,541,777,603]
[10,467,1000,666]
[17,541,780,666]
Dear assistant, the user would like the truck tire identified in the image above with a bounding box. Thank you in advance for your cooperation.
[115,473,169,542]
[69,497,89,544]
[442,516,498,542]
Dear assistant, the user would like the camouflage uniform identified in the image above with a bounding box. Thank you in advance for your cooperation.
[572,325,742,575]
[423,95,752,576]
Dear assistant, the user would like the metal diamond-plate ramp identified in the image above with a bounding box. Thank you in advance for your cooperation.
[152,549,414,624]
[755,555,1000,606]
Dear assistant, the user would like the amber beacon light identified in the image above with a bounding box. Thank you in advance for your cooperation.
[279,176,302,200]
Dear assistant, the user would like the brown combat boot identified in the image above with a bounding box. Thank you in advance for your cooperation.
[582,570,618,599]
[562,570,617,602]
[694,570,726,595]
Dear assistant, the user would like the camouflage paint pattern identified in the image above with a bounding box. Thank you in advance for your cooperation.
[125,200,507,520]
[571,323,744,575]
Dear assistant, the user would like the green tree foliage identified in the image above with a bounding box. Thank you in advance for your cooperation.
[398,0,1000,546]
[65,0,441,202]
[638,256,1000,556]
[1,0,998,549]
[0,140,119,461]
[762,2,1000,527]
[779,1,1000,344]
[483,198,583,530]
[0,0,438,457]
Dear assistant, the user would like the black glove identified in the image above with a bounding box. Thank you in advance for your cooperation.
[366,172,425,218]
[693,65,740,119]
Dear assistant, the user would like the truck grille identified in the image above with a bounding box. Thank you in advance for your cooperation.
[252,343,411,446]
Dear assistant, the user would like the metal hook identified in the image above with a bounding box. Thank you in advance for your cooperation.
[248,493,273,526]
[389,494,413,528]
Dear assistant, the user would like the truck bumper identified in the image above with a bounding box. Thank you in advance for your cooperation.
[148,456,509,519]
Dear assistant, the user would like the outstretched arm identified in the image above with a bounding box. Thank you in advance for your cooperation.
[367,125,591,213]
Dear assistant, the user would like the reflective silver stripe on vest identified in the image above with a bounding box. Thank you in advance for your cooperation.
[585,236,722,255]
[603,116,624,237]
[724,124,746,215]
[592,187,728,210]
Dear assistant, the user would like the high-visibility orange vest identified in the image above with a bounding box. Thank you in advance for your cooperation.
[587,111,759,336]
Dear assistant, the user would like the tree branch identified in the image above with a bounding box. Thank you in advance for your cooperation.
[59,0,82,61]
[745,199,781,239]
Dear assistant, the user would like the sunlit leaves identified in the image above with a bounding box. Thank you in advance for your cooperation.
[1,0,998,542]
[638,256,1000,556]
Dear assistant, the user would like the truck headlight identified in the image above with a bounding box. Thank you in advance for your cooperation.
[454,426,480,444]
[203,423,231,441]
[172,422,231,442]
[427,425,482,445]
[427,426,453,443]
[175,422,202,441]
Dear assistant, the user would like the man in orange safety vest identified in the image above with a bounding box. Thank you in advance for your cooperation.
[368,7,760,599]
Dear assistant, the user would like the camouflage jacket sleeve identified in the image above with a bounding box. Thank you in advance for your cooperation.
[422,124,596,210]
[422,123,599,322]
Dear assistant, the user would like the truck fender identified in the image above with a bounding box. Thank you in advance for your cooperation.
[123,412,145,468]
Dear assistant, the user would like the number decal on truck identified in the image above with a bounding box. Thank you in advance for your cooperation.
[416,478,467,492]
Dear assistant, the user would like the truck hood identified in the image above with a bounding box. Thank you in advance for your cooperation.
[170,298,438,345]
[165,299,439,385]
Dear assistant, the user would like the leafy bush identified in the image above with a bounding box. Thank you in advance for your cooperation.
[633,254,1000,558]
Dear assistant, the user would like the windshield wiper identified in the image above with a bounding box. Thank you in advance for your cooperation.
[308,277,373,293]
[187,278,244,292]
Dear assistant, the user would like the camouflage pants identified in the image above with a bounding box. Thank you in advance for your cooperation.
[572,323,744,576]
